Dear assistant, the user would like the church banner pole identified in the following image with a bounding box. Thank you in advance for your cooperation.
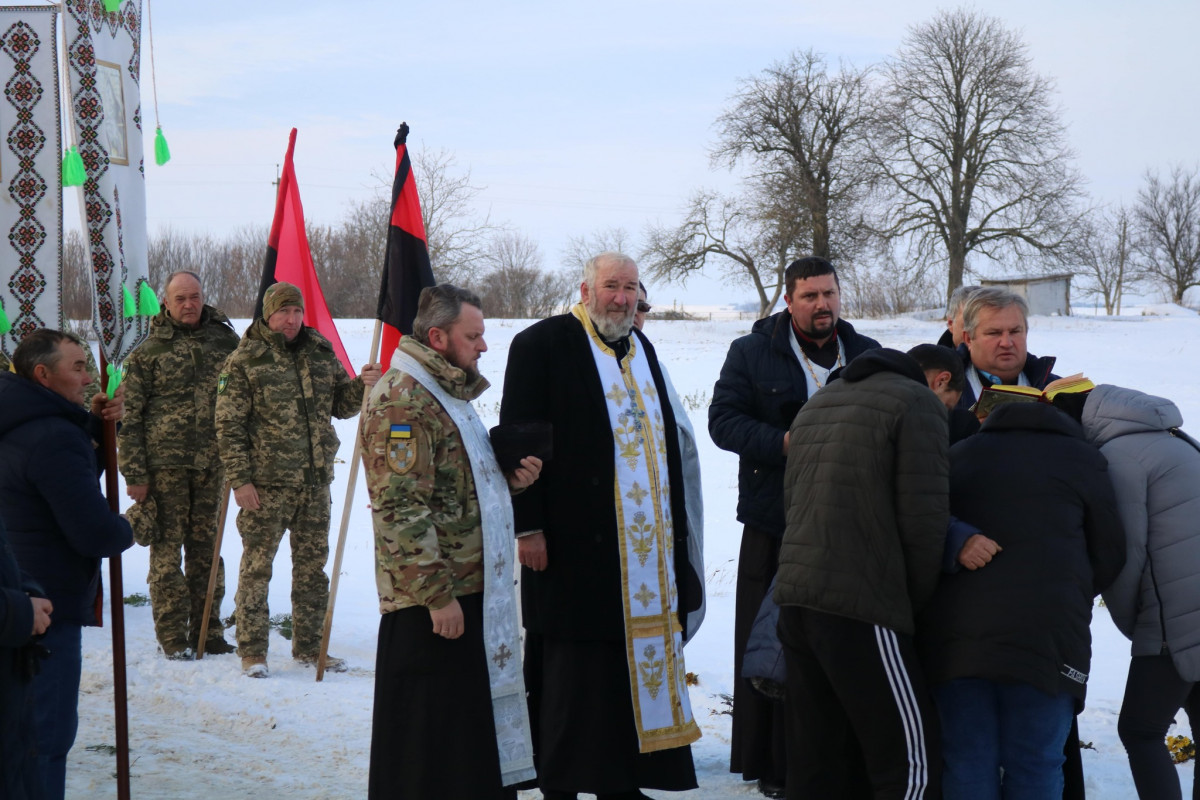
[195,482,231,660]
[316,319,382,681]
[98,351,131,800]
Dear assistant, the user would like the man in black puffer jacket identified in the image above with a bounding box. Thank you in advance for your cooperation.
[709,257,880,797]
[918,401,1125,799]
[774,348,949,799]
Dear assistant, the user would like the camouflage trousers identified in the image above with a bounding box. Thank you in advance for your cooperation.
[234,483,331,659]
[146,467,227,651]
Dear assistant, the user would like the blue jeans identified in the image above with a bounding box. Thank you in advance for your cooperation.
[934,678,1074,800]
[32,622,82,800]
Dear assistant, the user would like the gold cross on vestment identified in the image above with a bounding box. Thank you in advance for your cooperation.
[634,582,658,609]
[606,383,628,406]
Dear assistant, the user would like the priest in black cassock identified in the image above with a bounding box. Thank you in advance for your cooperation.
[500,252,703,800]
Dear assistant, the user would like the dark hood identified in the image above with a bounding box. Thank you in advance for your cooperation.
[839,348,928,387]
[980,401,1083,439]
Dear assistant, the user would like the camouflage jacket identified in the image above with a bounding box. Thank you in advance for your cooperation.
[216,319,364,488]
[117,306,240,483]
[360,337,490,613]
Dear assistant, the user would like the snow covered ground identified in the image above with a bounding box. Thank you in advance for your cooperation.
[68,308,1200,798]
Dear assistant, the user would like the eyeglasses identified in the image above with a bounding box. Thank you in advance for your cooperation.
[636,302,652,313]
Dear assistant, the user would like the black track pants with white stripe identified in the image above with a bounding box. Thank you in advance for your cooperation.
[778,605,940,800]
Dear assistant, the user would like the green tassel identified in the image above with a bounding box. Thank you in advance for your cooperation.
[0,301,10,336]
[105,364,123,399]
[62,147,86,186]
[137,282,161,316]
[154,127,171,166]
[103,0,121,12]
[122,284,137,318]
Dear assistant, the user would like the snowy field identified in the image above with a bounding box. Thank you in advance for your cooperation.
[67,307,1200,798]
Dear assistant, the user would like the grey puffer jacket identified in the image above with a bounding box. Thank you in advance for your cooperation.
[1083,384,1200,681]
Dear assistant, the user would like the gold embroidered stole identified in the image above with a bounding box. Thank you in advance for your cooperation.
[572,305,701,752]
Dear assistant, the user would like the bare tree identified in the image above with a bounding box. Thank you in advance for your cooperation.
[1073,205,1140,315]
[62,229,91,320]
[1135,164,1200,304]
[475,232,574,319]
[412,148,505,286]
[642,189,802,318]
[874,8,1085,303]
[561,227,635,274]
[714,49,877,263]
[206,224,269,317]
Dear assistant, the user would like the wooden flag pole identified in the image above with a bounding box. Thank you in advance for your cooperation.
[98,353,131,800]
[195,482,232,660]
[316,319,383,681]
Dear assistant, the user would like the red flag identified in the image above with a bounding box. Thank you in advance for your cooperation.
[377,123,436,368]
[255,128,355,376]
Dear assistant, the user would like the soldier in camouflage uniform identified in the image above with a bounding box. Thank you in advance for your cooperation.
[216,282,380,678]
[118,272,240,658]
[360,284,540,800]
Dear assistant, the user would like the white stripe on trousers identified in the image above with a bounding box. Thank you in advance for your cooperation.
[874,625,929,800]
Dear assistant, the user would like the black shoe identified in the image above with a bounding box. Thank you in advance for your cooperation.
[540,793,578,800]
[597,792,653,799]
[757,778,786,799]
[196,637,237,655]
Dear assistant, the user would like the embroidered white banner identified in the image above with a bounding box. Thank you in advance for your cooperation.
[65,0,150,363]
[0,7,61,359]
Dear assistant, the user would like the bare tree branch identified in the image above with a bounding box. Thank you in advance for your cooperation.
[872,8,1086,303]
[1135,164,1200,303]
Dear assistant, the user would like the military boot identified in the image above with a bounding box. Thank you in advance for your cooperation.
[160,640,193,661]
[192,635,237,656]
[241,655,269,678]
[295,653,348,673]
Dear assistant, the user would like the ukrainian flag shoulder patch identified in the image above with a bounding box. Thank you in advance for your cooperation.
[389,424,412,440]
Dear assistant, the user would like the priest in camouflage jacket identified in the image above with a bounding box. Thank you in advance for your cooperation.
[360,285,540,799]
[118,272,240,659]
[215,282,380,677]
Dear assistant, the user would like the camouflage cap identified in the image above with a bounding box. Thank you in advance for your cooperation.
[262,282,305,320]
[126,496,160,547]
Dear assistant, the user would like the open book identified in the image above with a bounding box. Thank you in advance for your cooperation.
[971,373,1095,419]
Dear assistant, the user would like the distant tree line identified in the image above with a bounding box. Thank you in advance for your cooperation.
[62,149,579,322]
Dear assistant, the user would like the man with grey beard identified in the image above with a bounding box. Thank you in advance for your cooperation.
[501,252,703,799]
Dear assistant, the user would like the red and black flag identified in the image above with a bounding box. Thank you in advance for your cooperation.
[377,123,436,368]
[255,128,355,376]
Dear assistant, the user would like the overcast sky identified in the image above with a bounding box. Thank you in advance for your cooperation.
[102,0,1200,307]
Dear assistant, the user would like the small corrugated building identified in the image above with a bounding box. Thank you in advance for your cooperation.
[981,273,1073,316]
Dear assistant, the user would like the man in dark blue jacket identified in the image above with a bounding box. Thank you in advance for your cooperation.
[0,329,133,800]
[955,287,1058,411]
[708,256,881,798]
